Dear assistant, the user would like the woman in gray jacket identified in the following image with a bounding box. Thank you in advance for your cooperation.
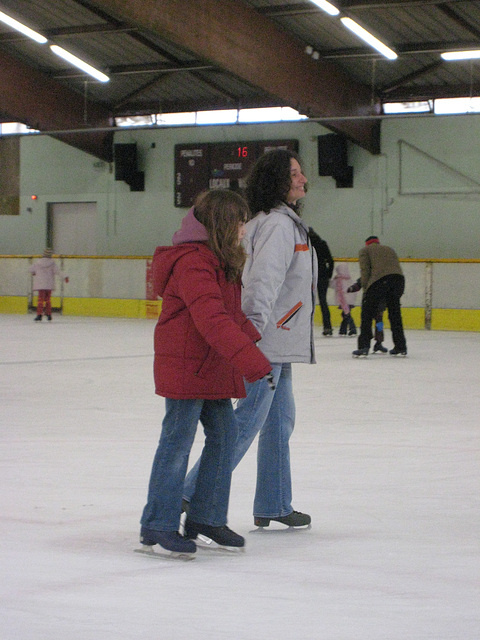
[184,149,316,529]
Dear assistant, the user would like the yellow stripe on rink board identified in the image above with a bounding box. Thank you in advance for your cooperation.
[62,298,161,319]
[0,297,478,330]
[0,296,28,314]
[431,309,480,332]
[0,297,162,319]
[313,306,479,332]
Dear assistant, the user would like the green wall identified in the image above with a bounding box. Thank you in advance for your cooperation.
[1,115,480,259]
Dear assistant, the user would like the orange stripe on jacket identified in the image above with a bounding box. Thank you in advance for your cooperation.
[276,301,303,330]
[294,244,309,252]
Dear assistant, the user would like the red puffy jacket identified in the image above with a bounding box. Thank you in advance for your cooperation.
[152,242,271,400]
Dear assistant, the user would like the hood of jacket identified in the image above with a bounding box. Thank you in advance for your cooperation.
[172,206,209,245]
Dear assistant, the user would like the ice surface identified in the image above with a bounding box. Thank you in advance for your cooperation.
[1,315,479,640]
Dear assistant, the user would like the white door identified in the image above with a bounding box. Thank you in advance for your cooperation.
[49,202,97,255]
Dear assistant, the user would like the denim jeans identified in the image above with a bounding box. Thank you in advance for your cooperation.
[140,397,238,531]
[184,363,295,518]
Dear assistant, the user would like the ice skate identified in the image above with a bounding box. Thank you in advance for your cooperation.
[373,342,388,353]
[322,328,333,336]
[352,348,369,358]
[390,347,407,357]
[34,315,42,321]
[185,519,245,551]
[348,328,357,336]
[254,510,311,529]
[136,526,196,560]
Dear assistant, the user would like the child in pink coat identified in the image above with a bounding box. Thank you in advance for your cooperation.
[330,263,357,336]
[29,249,67,321]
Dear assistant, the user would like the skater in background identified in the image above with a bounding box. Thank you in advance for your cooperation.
[330,263,357,336]
[29,248,67,321]
[140,189,272,556]
[353,236,407,357]
[308,227,334,336]
[347,278,387,353]
[184,148,316,530]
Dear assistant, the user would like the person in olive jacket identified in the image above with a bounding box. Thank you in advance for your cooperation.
[353,236,407,357]
[140,190,272,556]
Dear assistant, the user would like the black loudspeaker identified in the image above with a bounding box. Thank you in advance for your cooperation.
[317,134,348,176]
[114,143,137,180]
[114,143,145,191]
[334,165,354,189]
[317,134,353,188]
[129,171,145,192]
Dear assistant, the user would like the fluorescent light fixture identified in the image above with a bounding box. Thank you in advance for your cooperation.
[441,50,480,60]
[50,45,109,82]
[340,17,397,60]
[310,0,340,16]
[0,10,47,43]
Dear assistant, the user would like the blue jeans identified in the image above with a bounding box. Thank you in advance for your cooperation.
[140,397,238,531]
[184,363,295,518]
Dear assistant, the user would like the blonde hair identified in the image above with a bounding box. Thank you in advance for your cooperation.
[193,190,249,282]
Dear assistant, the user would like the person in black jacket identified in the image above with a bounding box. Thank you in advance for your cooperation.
[308,227,334,336]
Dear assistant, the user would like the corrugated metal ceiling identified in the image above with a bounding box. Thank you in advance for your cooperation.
[1,0,480,125]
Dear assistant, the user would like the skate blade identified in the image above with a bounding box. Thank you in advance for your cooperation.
[250,523,312,534]
[195,534,246,553]
[134,546,195,561]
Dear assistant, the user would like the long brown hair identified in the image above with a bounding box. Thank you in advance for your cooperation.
[246,148,303,215]
[193,189,249,282]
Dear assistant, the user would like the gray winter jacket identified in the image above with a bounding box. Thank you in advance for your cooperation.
[241,203,317,364]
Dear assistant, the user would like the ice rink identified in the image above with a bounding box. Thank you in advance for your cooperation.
[1,314,479,640]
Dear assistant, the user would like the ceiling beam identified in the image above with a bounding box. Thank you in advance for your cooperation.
[0,48,113,161]
[90,0,381,153]
[339,0,467,8]
[258,0,467,15]
[323,40,480,59]
[380,61,444,94]
[380,84,480,101]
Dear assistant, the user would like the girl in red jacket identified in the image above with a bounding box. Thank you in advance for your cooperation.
[140,190,272,557]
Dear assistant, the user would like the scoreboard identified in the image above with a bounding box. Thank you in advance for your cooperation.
[174,139,299,207]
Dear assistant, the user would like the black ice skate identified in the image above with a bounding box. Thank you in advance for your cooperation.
[34,315,42,321]
[185,519,245,549]
[390,348,407,357]
[352,348,369,357]
[137,526,196,559]
[373,342,388,353]
[254,510,311,528]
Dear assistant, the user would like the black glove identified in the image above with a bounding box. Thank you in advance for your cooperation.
[265,373,276,391]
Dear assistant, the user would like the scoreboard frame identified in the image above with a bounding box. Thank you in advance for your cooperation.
[174,139,299,207]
